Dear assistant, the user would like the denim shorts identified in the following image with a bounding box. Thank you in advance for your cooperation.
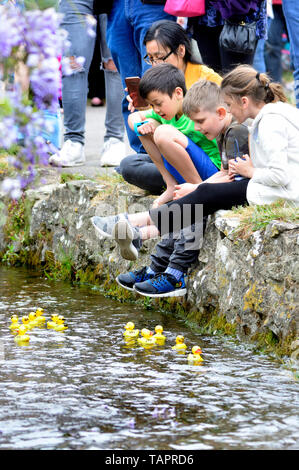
[162,137,219,184]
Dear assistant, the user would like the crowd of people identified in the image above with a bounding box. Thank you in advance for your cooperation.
[15,1,299,297]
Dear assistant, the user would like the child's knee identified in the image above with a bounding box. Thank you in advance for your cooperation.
[154,124,175,146]
[154,125,187,149]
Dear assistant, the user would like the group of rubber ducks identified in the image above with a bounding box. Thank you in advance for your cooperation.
[9,308,68,345]
[123,322,203,364]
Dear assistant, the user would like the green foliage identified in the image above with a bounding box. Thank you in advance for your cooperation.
[228,199,299,238]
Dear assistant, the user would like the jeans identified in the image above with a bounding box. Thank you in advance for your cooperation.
[59,0,96,145]
[99,14,125,142]
[265,6,287,83]
[253,17,272,74]
[282,0,299,108]
[106,0,175,153]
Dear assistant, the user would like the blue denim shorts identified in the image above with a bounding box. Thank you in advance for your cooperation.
[162,137,219,184]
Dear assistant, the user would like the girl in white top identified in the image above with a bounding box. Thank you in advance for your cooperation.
[220,64,299,207]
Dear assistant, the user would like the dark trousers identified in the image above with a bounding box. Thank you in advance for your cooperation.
[149,179,249,235]
[191,24,223,73]
[150,218,207,274]
[119,153,165,195]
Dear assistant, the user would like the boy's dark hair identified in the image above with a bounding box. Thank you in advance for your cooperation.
[139,63,187,100]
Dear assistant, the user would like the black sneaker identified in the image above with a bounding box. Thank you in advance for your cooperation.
[116,267,156,292]
[134,272,187,298]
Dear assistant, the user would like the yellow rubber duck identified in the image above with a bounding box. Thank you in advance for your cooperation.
[137,328,156,349]
[172,335,187,351]
[153,325,166,345]
[47,314,59,329]
[123,322,139,340]
[188,345,204,364]
[9,315,20,332]
[28,312,39,329]
[14,325,30,345]
[35,308,46,324]
[53,315,68,332]
[21,315,30,331]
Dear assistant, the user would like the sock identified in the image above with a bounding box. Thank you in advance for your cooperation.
[165,267,184,281]
[146,266,156,275]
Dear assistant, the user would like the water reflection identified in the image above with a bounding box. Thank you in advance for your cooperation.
[0,266,298,450]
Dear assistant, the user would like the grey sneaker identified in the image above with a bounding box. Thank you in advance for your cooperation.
[112,219,141,261]
[91,214,127,238]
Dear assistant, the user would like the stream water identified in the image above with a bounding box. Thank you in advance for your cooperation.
[0,266,298,450]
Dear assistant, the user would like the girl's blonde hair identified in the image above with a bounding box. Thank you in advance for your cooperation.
[220,64,287,104]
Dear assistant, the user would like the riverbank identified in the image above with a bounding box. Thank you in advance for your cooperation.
[0,172,298,360]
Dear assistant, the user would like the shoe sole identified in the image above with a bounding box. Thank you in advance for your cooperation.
[49,159,85,167]
[133,286,187,298]
[112,220,138,261]
[91,217,113,239]
[116,277,135,292]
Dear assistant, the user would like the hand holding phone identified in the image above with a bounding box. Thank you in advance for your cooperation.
[125,76,148,110]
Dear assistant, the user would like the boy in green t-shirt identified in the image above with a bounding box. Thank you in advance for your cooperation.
[128,63,220,208]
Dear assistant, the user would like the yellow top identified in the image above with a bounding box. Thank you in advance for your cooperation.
[184,62,222,90]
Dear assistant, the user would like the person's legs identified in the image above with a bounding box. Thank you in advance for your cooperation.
[154,126,219,184]
[220,46,257,74]
[59,0,96,146]
[119,153,165,194]
[49,0,96,166]
[191,24,223,73]
[265,6,286,83]
[149,179,249,235]
[99,14,125,143]
[282,0,299,108]
[107,0,175,153]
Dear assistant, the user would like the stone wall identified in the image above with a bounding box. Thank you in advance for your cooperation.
[0,180,298,356]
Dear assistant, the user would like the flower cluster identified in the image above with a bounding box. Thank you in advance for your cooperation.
[0,3,68,198]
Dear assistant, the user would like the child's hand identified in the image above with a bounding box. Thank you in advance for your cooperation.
[136,121,157,136]
[125,87,135,113]
[228,154,255,179]
[173,183,199,200]
[205,171,234,184]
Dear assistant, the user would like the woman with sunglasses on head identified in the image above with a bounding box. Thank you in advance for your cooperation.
[120,19,222,195]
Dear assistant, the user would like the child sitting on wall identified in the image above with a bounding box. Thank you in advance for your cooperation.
[91,78,251,297]
[127,63,221,208]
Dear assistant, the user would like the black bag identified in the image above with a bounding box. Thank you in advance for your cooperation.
[219,20,257,54]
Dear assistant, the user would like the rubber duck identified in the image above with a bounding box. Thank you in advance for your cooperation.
[21,315,30,331]
[9,315,20,332]
[28,312,39,329]
[35,308,46,324]
[188,346,203,364]
[153,325,166,345]
[14,325,30,345]
[137,328,156,349]
[47,314,59,329]
[53,315,68,332]
[123,322,139,339]
[172,335,187,351]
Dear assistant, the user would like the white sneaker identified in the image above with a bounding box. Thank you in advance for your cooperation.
[49,139,85,167]
[100,137,126,167]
